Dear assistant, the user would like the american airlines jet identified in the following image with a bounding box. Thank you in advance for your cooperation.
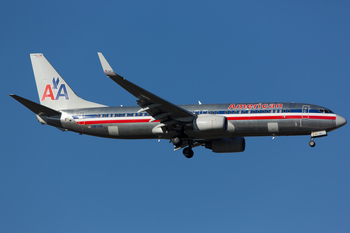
[10,53,347,158]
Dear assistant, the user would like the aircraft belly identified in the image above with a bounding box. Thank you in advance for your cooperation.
[115,123,157,139]
[231,119,302,136]
[230,118,335,136]
[78,123,157,139]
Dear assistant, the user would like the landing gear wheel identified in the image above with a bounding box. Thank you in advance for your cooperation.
[309,140,316,147]
[183,147,194,159]
[172,137,182,147]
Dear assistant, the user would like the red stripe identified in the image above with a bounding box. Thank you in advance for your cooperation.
[227,115,336,121]
[309,115,336,120]
[78,119,159,125]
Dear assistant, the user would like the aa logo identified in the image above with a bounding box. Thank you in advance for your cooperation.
[41,77,69,101]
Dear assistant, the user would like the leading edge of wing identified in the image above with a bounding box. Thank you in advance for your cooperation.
[97,52,195,122]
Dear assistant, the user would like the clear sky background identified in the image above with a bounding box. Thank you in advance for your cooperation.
[1,1,349,232]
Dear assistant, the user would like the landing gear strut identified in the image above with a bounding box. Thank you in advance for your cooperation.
[183,147,194,159]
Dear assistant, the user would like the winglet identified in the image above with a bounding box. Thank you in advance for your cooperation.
[98,52,116,75]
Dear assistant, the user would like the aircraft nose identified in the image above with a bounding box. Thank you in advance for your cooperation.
[336,115,347,128]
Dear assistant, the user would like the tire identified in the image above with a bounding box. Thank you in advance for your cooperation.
[309,141,316,147]
[183,147,194,158]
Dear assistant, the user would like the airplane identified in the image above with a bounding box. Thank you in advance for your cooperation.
[10,53,347,158]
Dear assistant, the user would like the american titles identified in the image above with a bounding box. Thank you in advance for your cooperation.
[228,103,283,110]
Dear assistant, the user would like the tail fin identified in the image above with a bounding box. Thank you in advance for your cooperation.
[30,53,106,110]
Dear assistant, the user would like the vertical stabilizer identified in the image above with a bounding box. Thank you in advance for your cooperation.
[30,53,106,110]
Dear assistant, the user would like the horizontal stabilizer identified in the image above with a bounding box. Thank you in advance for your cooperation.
[10,94,60,116]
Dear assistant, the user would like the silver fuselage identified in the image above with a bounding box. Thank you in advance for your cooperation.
[56,102,342,140]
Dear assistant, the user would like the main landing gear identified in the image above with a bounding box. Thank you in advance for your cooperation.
[183,147,194,159]
[171,137,182,147]
[172,136,194,158]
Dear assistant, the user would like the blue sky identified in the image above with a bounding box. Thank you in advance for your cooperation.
[1,1,349,232]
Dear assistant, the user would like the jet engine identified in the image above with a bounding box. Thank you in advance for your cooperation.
[205,137,245,153]
[193,115,228,133]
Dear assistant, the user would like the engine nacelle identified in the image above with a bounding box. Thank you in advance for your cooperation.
[205,137,245,153]
[193,115,228,133]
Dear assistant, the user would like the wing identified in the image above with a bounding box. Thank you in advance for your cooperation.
[97,53,195,129]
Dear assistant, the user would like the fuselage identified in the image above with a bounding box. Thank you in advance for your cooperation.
[54,102,345,140]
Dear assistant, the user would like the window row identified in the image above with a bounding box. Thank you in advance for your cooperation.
[193,109,290,115]
[83,108,330,119]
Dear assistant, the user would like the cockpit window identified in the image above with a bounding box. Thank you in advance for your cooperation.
[320,108,333,113]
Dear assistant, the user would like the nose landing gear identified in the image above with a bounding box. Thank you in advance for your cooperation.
[309,139,316,147]
[309,130,327,147]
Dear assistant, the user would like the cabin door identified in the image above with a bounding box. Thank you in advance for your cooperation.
[301,105,310,127]
[302,105,309,119]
